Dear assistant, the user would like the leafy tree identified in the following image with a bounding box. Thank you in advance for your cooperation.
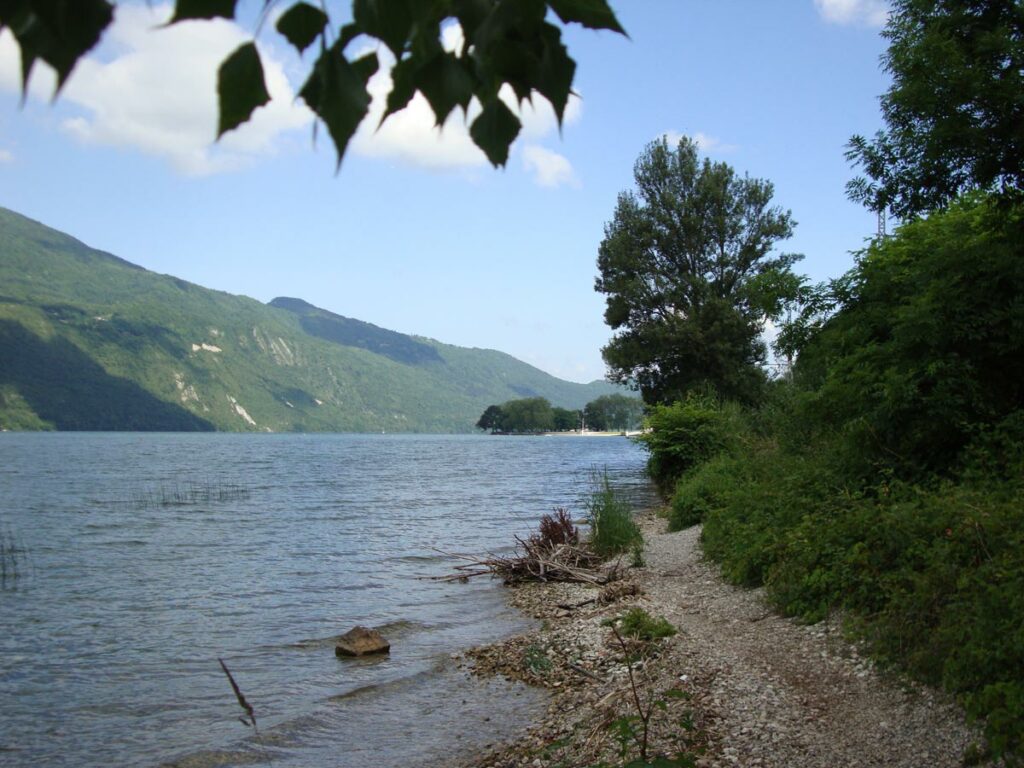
[475,403,506,433]
[1,0,625,169]
[795,194,1024,477]
[501,396,554,433]
[583,393,643,431]
[552,406,580,431]
[846,0,1024,219]
[595,137,802,405]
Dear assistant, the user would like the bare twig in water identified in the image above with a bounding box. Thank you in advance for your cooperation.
[218,658,258,735]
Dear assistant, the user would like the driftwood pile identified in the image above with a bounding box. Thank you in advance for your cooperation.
[435,509,622,586]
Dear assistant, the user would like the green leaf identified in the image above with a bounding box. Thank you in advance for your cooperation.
[417,52,475,126]
[300,47,379,168]
[338,22,361,50]
[275,2,327,55]
[352,0,415,58]
[1,0,114,93]
[381,57,417,124]
[470,98,520,167]
[535,23,575,124]
[547,0,626,34]
[217,42,270,138]
[170,0,237,23]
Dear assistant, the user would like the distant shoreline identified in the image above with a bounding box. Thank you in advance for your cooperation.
[541,430,641,438]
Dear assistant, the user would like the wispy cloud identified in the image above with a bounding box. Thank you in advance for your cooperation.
[521,144,579,188]
[0,148,13,164]
[661,130,737,154]
[814,0,889,27]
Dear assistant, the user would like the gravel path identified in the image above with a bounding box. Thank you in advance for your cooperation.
[459,514,993,768]
[641,516,988,768]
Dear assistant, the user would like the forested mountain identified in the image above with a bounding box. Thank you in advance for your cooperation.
[0,207,619,432]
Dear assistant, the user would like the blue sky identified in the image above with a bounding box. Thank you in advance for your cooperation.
[0,1,890,383]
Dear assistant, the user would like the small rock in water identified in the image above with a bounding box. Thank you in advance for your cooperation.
[335,626,391,657]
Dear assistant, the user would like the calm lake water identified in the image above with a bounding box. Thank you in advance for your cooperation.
[0,433,652,767]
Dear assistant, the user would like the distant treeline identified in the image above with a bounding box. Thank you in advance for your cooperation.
[476,394,643,434]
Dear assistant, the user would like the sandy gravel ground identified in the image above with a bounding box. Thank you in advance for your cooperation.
[457,513,995,768]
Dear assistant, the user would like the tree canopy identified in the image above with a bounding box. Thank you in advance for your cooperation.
[583,393,643,431]
[476,394,642,433]
[595,137,802,405]
[1,0,626,169]
[846,0,1024,219]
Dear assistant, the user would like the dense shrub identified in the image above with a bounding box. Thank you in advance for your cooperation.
[797,196,1024,479]
[636,393,743,494]
[645,198,1024,759]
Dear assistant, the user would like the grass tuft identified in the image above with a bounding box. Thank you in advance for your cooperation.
[586,470,642,558]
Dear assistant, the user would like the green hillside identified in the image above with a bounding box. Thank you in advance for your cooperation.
[0,207,622,432]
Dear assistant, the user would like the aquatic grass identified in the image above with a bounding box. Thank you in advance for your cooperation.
[127,480,252,508]
[0,525,26,588]
[586,470,642,558]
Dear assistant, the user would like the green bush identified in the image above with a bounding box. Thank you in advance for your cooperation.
[616,608,677,642]
[586,472,642,558]
[637,393,743,493]
[647,198,1024,759]
[796,195,1024,479]
[668,452,744,530]
[696,440,1024,757]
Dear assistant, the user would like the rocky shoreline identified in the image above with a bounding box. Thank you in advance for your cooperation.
[451,512,995,768]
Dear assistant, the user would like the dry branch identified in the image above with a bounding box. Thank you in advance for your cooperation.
[427,510,623,585]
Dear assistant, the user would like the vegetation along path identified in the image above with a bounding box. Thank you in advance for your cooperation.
[461,513,990,768]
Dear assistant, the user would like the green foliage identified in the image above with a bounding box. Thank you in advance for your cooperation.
[0,0,625,170]
[595,137,802,405]
[616,608,676,642]
[586,472,642,557]
[476,404,505,432]
[658,198,1024,758]
[668,452,743,531]
[847,0,1024,218]
[0,0,113,92]
[270,297,443,366]
[584,394,644,431]
[216,42,270,137]
[501,396,556,433]
[476,397,600,433]
[797,195,1024,479]
[553,406,581,431]
[681,390,1024,756]
[636,394,742,494]
[522,643,552,674]
[0,207,619,432]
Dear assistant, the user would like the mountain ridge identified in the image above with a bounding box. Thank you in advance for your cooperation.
[0,206,624,432]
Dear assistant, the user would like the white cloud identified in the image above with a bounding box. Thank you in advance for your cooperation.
[0,148,12,163]
[0,29,54,98]
[2,14,580,182]
[661,130,737,154]
[351,21,581,182]
[352,62,488,171]
[1,4,312,175]
[522,144,578,188]
[814,0,889,27]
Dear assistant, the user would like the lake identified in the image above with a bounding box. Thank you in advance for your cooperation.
[0,433,652,767]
